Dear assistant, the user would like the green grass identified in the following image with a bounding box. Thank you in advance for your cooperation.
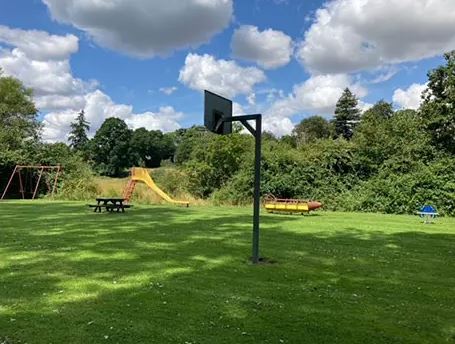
[1,201,454,344]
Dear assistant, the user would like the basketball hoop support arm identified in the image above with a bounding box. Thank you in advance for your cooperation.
[218,114,262,264]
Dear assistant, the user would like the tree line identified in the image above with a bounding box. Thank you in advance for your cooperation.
[70,114,175,176]
[0,52,454,214]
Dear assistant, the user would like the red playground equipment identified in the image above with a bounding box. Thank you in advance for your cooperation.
[1,165,62,200]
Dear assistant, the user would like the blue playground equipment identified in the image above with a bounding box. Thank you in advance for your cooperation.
[417,205,439,223]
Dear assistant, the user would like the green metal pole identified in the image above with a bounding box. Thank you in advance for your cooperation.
[220,114,262,264]
[252,115,261,264]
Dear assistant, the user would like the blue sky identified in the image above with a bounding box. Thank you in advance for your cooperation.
[0,0,454,141]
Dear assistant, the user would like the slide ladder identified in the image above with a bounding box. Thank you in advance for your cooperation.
[124,167,189,207]
[122,179,137,202]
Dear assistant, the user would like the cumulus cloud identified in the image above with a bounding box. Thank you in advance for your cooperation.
[297,0,455,74]
[393,83,427,110]
[258,74,367,136]
[267,74,366,118]
[42,90,182,142]
[0,25,184,142]
[262,116,295,137]
[231,25,293,69]
[0,26,96,112]
[179,53,266,98]
[0,25,78,61]
[42,0,233,57]
[35,94,86,111]
[125,106,182,132]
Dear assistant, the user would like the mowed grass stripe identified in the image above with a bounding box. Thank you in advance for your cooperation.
[0,201,454,343]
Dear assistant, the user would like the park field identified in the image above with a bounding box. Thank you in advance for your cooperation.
[0,201,454,343]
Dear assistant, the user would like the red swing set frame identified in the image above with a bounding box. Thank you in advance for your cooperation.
[1,165,62,200]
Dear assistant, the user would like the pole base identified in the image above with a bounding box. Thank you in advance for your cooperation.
[250,257,277,265]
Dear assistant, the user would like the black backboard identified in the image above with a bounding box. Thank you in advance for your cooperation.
[204,90,232,135]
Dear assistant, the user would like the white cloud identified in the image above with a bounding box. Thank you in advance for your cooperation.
[42,0,233,57]
[42,90,182,142]
[35,94,86,111]
[179,53,266,98]
[262,116,294,137]
[42,90,131,142]
[246,93,256,105]
[0,27,95,112]
[0,49,94,99]
[125,106,182,132]
[0,25,184,142]
[41,110,77,143]
[258,74,367,137]
[393,83,426,110]
[297,0,455,74]
[231,25,293,69]
[231,101,293,137]
[0,25,78,61]
[159,86,178,95]
[257,88,285,103]
[267,74,366,118]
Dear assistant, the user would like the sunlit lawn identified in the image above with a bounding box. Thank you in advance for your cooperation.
[0,201,454,343]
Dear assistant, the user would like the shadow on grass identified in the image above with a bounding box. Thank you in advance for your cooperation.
[0,202,454,344]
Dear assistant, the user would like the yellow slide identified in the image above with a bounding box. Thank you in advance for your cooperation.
[130,167,189,207]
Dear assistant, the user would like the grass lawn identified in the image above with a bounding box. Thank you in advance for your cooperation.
[1,201,454,344]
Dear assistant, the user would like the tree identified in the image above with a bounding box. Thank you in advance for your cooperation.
[90,118,132,176]
[174,126,209,164]
[0,72,39,163]
[68,110,90,151]
[185,133,253,197]
[161,133,176,161]
[362,100,393,121]
[333,88,360,140]
[129,128,175,168]
[280,134,297,148]
[354,108,433,176]
[420,51,455,153]
[293,116,332,146]
[262,131,277,142]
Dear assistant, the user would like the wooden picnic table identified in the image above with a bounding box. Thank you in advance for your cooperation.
[89,197,130,213]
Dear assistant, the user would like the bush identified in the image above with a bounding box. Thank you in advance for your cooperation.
[336,158,455,215]
[184,133,253,197]
[53,155,99,201]
[213,139,359,206]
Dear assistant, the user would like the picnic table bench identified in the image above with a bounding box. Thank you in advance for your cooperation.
[88,197,131,213]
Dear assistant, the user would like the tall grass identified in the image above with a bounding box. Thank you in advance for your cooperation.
[94,167,206,205]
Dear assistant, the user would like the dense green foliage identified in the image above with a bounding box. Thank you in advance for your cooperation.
[293,115,332,146]
[420,51,455,154]
[130,128,175,168]
[1,53,454,215]
[90,117,132,177]
[1,202,455,343]
[178,55,455,215]
[0,71,39,165]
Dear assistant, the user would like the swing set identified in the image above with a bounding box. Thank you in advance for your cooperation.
[1,165,62,200]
